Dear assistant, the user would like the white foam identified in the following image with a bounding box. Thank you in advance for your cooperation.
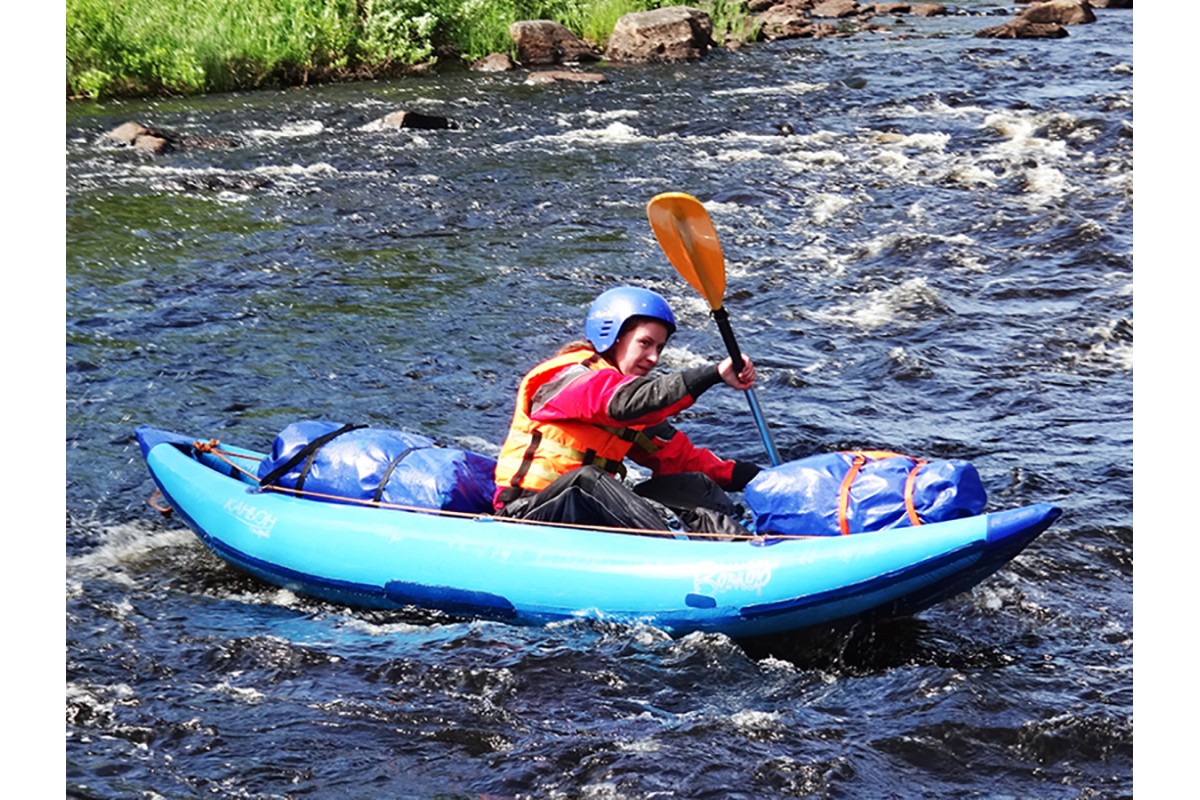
[729,708,783,730]
[457,435,500,457]
[946,162,1001,188]
[575,108,640,124]
[872,149,912,176]
[339,615,434,637]
[783,148,850,168]
[714,148,773,164]
[712,80,827,97]
[794,240,852,278]
[811,277,940,331]
[244,120,325,140]
[1022,163,1069,204]
[250,161,341,178]
[886,131,951,152]
[617,737,663,753]
[757,655,797,672]
[660,342,712,371]
[807,192,855,225]
[519,121,652,149]
[66,523,197,580]
[902,97,988,121]
[211,680,266,703]
[982,111,1071,161]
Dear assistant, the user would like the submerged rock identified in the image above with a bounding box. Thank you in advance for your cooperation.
[378,110,459,130]
[975,18,1070,38]
[100,121,158,147]
[524,70,607,85]
[97,122,241,155]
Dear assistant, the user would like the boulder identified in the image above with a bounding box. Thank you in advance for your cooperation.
[101,121,155,147]
[97,122,241,155]
[605,7,715,63]
[975,18,1069,38]
[379,110,459,130]
[508,20,600,65]
[811,0,860,17]
[757,2,818,40]
[131,135,171,156]
[1020,0,1096,24]
[863,2,945,16]
[471,53,516,72]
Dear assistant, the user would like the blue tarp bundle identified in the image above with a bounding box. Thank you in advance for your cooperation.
[257,420,497,513]
[745,451,986,536]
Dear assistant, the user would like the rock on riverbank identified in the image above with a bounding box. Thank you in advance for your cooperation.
[471,0,1126,73]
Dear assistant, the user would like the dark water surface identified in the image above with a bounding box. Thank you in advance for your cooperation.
[66,5,1133,798]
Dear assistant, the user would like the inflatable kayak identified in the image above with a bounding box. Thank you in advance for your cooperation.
[135,425,1060,639]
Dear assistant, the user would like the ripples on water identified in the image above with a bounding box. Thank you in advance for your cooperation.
[65,6,1132,797]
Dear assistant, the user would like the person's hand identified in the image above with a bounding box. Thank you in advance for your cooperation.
[728,461,762,491]
[717,355,756,390]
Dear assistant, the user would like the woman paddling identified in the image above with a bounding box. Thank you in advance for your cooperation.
[493,286,762,535]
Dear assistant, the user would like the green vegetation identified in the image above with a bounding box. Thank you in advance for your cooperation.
[66,0,758,100]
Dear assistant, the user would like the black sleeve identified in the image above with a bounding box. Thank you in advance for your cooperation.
[607,365,723,422]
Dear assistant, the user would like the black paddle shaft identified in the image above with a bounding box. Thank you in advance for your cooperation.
[709,305,782,466]
[710,307,745,372]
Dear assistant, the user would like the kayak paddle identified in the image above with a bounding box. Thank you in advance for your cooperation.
[646,192,782,467]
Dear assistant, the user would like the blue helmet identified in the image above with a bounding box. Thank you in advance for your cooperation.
[585,286,677,352]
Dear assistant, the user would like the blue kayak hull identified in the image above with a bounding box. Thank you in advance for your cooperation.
[136,426,1061,639]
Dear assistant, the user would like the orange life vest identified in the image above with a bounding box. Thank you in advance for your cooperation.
[494,348,657,495]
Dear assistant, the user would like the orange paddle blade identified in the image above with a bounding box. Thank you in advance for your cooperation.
[646,192,726,310]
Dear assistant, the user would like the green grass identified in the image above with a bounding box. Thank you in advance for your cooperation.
[66,0,758,99]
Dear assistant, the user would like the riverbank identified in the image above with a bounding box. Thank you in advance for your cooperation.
[66,1,1127,101]
[66,0,751,100]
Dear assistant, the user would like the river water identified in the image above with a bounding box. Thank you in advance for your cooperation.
[65,5,1133,798]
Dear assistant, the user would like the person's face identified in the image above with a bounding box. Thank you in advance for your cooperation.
[612,319,670,377]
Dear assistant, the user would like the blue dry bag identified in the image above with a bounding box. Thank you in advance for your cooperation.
[744,450,986,536]
[257,420,497,513]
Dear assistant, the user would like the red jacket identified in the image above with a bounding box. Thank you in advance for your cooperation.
[493,347,737,508]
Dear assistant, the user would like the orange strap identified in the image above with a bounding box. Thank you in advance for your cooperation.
[902,457,928,527]
[836,453,867,535]
[836,451,927,535]
[147,488,173,516]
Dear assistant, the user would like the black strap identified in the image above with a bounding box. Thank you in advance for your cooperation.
[258,423,366,489]
[509,429,542,488]
[373,446,425,503]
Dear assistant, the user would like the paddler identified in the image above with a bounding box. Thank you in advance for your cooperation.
[493,286,762,534]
